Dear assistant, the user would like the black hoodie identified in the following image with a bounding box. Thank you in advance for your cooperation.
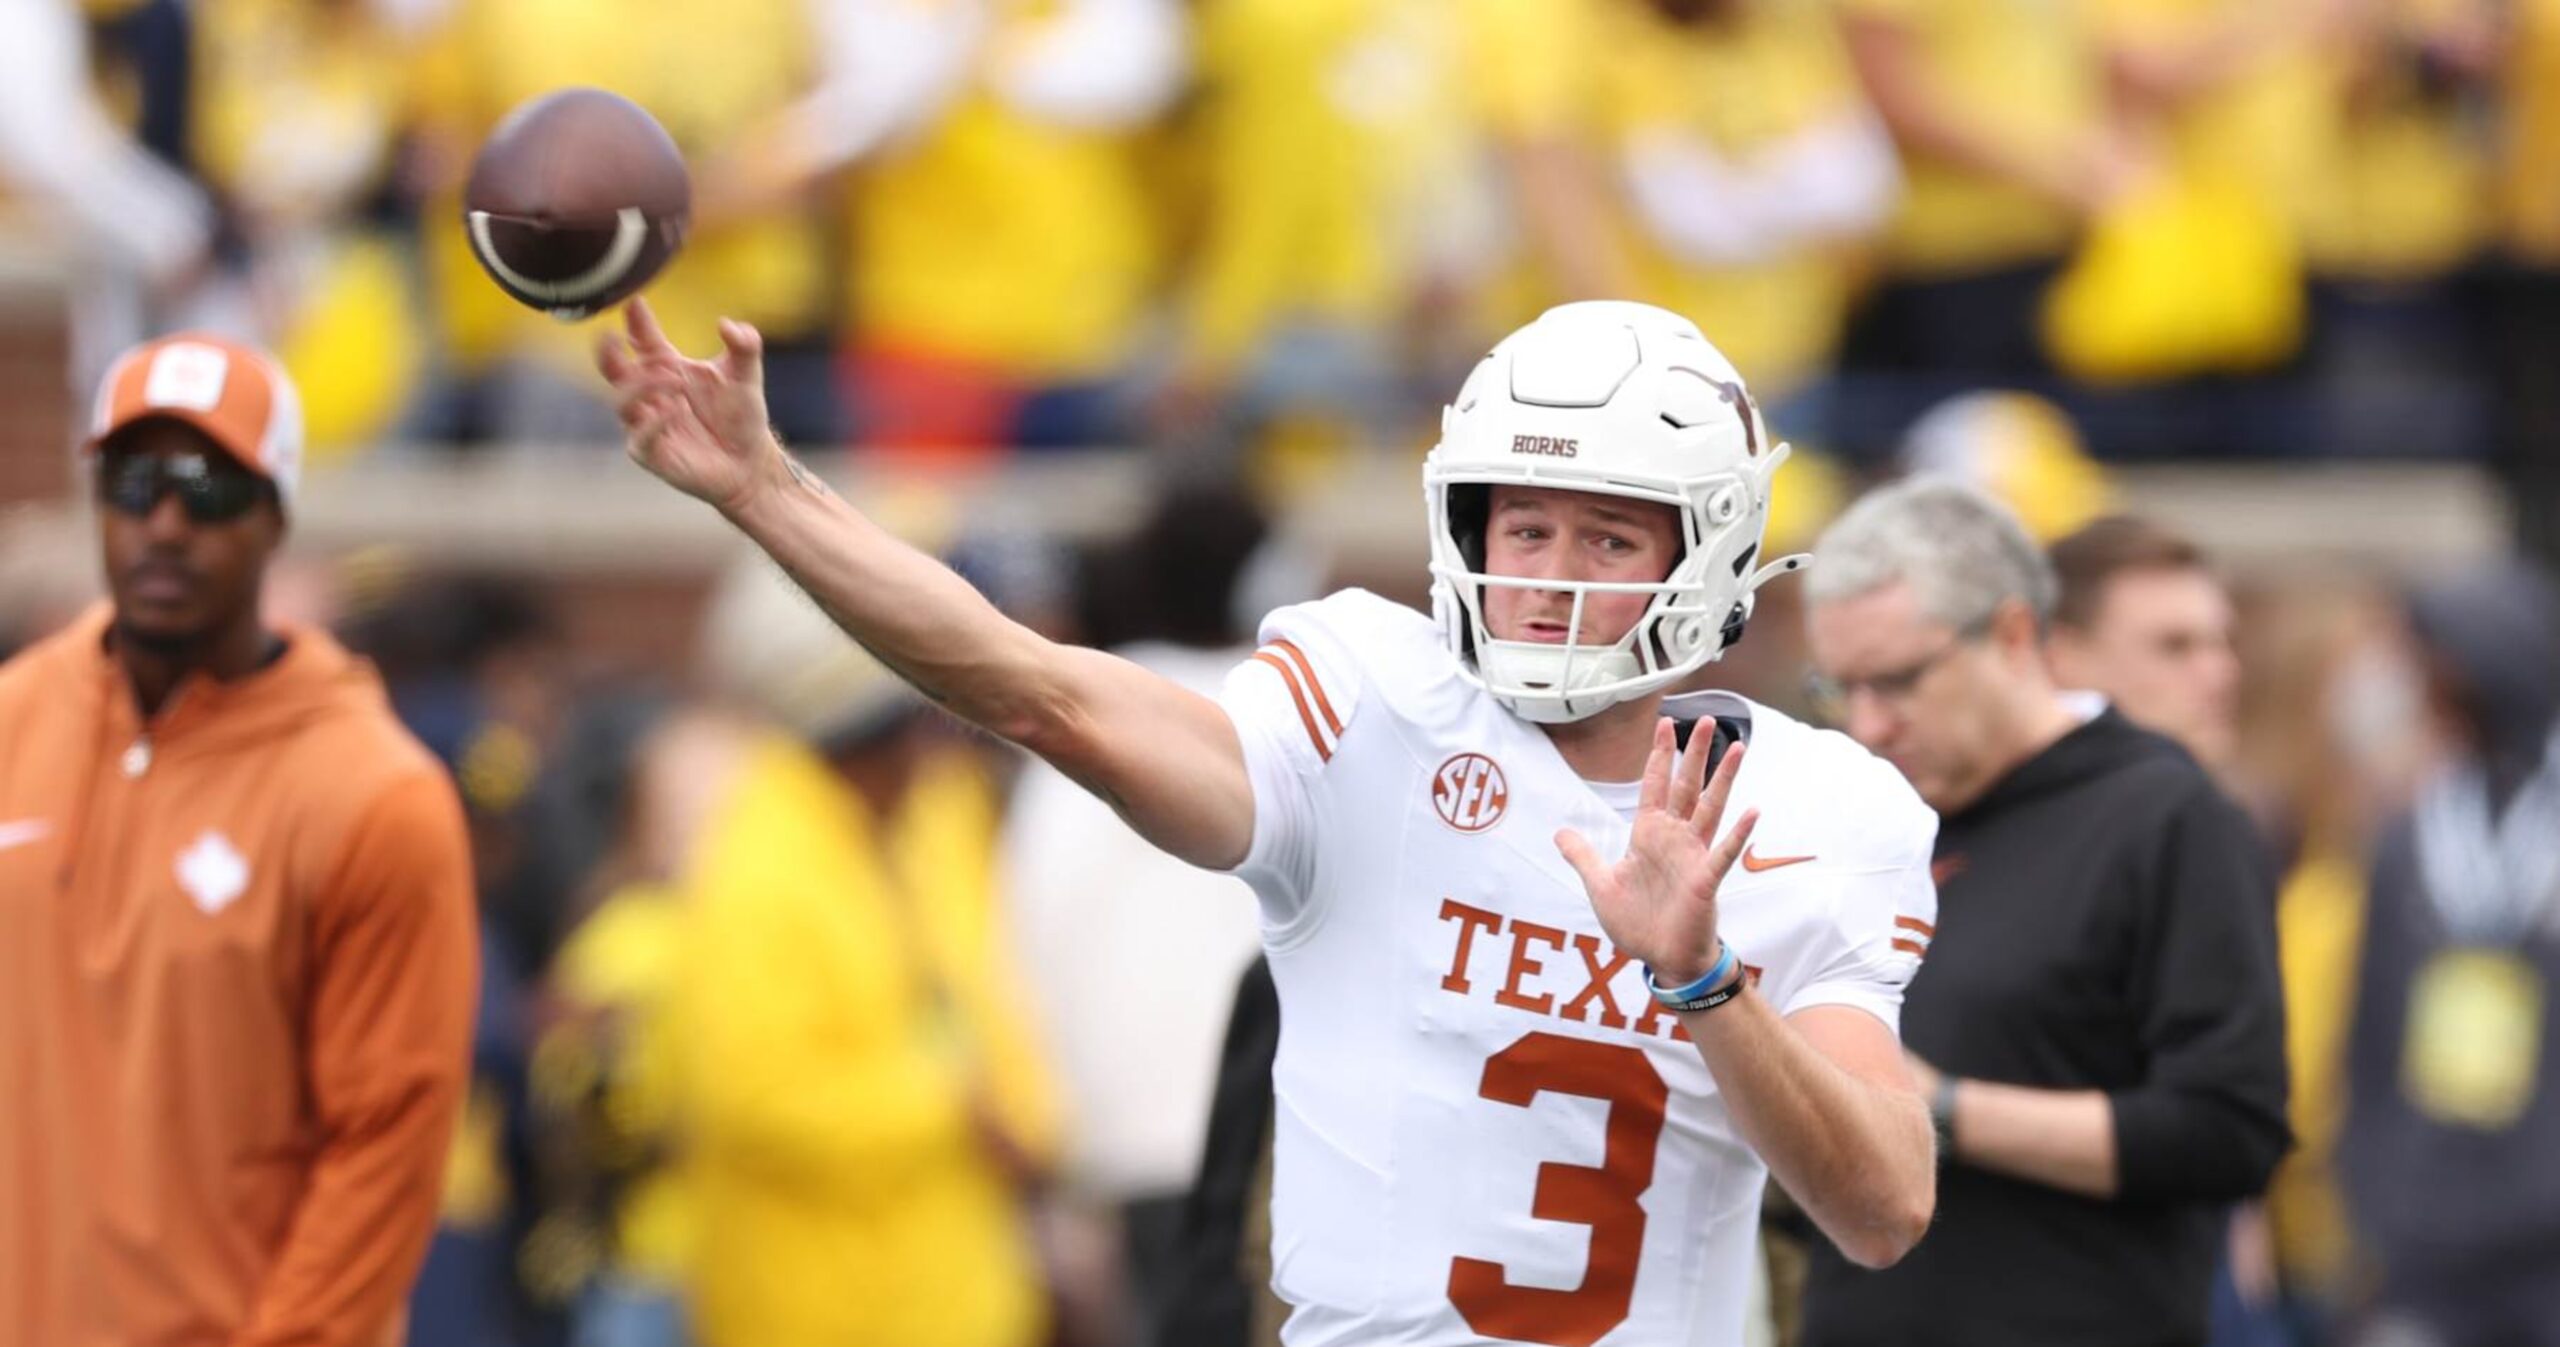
[1804,709,2291,1347]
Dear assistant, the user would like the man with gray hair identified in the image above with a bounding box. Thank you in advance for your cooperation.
[1796,479,2290,1347]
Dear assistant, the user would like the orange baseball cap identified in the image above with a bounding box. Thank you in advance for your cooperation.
[86,332,304,512]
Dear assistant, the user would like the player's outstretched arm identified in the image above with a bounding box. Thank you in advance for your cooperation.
[599,299,1257,870]
[1561,721,1935,1268]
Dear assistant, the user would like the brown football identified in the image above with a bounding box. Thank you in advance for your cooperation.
[462,88,691,322]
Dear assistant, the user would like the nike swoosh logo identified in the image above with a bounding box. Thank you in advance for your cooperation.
[0,819,53,852]
[1740,848,1816,873]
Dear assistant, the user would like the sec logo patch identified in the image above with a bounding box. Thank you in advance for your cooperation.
[1432,753,1509,833]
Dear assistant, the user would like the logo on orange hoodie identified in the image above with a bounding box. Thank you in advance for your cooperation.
[177,832,250,914]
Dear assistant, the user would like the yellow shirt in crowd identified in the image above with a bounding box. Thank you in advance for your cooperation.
[1177,0,1463,378]
[848,0,1165,382]
[671,734,1047,1347]
[1834,0,2103,278]
[2242,0,2486,280]
[1462,0,1882,397]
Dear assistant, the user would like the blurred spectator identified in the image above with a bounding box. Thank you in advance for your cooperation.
[526,693,692,1347]
[1897,390,2113,537]
[811,0,1187,455]
[1002,481,1298,1343]
[404,0,839,445]
[1799,479,2289,1347]
[412,924,546,1347]
[186,0,433,459]
[2047,515,2242,773]
[2289,0,2497,460]
[345,570,570,962]
[2339,561,2560,1347]
[1833,0,2114,433]
[1461,0,1899,411]
[0,0,213,384]
[2226,576,2412,1342]
[637,551,1056,1347]
[2038,1,2318,397]
[1153,0,1467,475]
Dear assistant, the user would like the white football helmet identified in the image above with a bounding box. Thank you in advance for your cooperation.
[1424,301,1806,724]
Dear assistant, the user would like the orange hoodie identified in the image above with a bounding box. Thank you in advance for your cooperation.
[0,606,477,1347]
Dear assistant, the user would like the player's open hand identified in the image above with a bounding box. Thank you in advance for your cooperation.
[1558,718,1758,985]
[597,297,776,515]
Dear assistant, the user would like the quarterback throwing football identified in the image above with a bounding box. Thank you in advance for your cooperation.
[602,299,1938,1346]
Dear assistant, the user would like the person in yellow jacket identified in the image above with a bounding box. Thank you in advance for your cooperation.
[620,552,1057,1347]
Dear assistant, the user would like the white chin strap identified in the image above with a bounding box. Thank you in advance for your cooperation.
[1475,639,1646,724]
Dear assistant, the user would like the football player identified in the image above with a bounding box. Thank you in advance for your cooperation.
[601,298,1938,1346]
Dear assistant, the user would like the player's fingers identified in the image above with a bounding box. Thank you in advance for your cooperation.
[614,374,681,424]
[1694,739,1746,838]
[625,296,681,361]
[717,318,764,386]
[1704,808,1761,891]
[1555,828,1608,893]
[1636,717,1674,815]
[597,332,634,385]
[626,407,670,463]
[1669,718,1712,820]
[619,394,675,437]
[679,360,742,424]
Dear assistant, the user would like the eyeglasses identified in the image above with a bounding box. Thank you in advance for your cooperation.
[1805,629,1979,721]
[97,450,274,524]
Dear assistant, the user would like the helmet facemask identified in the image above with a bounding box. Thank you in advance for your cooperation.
[1423,301,1808,724]
[1429,457,1799,723]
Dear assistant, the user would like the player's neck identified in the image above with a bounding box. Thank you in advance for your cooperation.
[1541,694,1668,783]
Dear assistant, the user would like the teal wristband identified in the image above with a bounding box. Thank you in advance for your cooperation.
[1644,941,1740,1013]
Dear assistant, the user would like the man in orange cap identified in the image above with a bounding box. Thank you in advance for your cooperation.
[0,333,478,1347]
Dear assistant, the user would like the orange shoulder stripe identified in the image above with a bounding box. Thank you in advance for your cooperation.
[1268,639,1343,737]
[1253,650,1333,762]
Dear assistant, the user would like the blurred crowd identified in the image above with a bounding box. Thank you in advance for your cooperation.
[6,0,2560,512]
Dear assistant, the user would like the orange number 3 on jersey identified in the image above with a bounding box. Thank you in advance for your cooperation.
[1447,1032,1670,1347]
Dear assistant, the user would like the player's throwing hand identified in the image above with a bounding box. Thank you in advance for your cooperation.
[597,298,776,514]
[1557,717,1759,986]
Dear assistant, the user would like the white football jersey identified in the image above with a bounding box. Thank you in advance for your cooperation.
[1218,590,1938,1347]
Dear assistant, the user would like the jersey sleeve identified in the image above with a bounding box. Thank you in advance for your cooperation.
[1215,601,1363,941]
[1775,788,1939,1031]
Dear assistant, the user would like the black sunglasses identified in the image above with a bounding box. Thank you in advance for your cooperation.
[97,450,275,524]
